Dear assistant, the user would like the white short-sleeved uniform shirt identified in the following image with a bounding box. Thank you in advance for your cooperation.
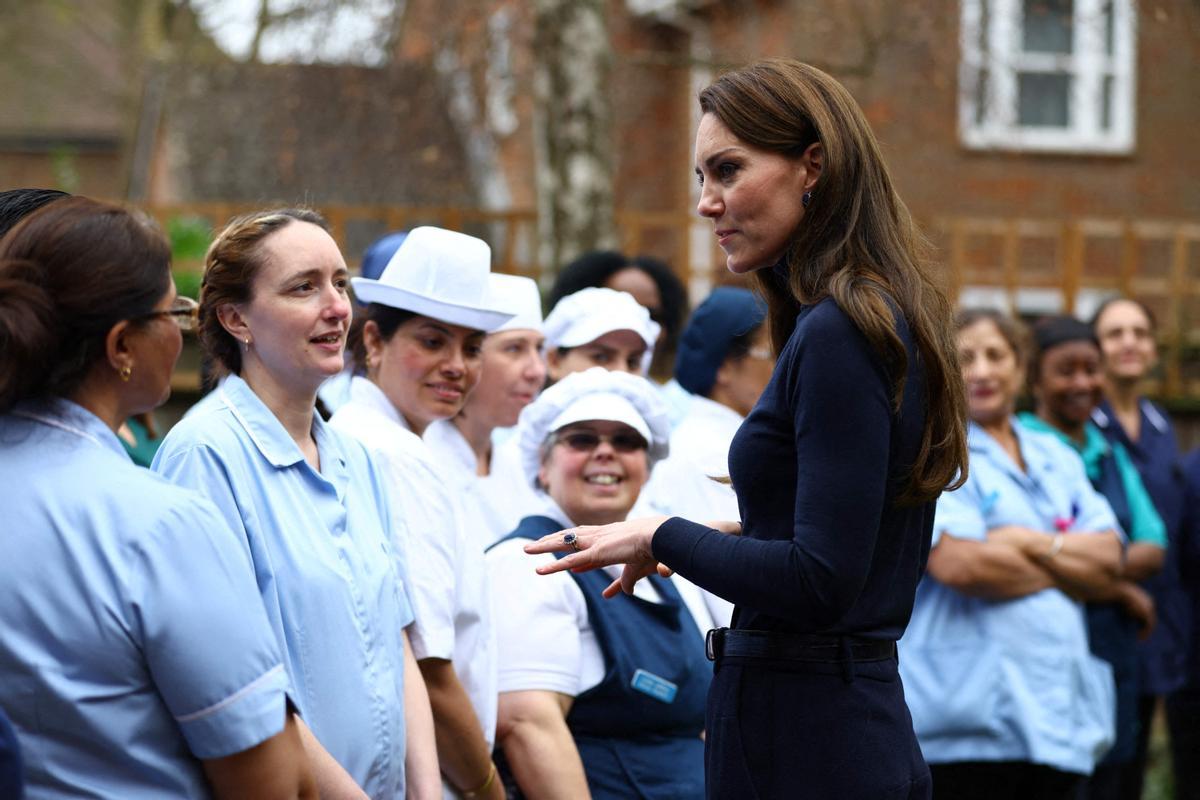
[330,378,498,756]
[488,502,706,697]
[423,419,522,551]
[634,393,741,630]
[899,418,1119,775]
[473,432,555,544]
[1,399,288,798]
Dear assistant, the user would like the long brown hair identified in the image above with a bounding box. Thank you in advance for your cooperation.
[699,59,967,503]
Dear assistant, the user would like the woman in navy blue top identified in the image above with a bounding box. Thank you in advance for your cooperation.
[526,59,969,799]
[1091,297,1194,798]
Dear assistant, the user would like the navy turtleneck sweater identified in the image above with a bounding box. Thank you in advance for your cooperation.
[652,295,935,640]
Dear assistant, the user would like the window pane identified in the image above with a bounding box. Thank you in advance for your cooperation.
[1101,74,1114,130]
[1102,0,1114,55]
[979,0,991,53]
[1023,0,1073,54]
[975,69,990,125]
[1018,72,1071,126]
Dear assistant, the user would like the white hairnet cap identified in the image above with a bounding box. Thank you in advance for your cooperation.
[542,287,661,351]
[517,367,671,487]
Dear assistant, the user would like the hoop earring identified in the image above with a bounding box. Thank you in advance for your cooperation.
[119,364,132,382]
[802,191,813,208]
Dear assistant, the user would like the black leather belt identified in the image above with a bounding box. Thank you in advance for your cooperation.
[705,627,896,663]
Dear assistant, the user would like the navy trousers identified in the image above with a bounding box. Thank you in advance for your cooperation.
[704,655,930,799]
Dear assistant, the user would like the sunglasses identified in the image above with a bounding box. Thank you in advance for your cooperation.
[134,296,200,332]
[555,430,649,454]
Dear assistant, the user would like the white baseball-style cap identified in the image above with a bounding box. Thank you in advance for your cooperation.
[351,226,515,332]
[517,367,671,488]
[542,287,661,351]
[490,273,544,333]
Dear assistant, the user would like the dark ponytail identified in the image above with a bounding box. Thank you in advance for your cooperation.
[0,260,57,412]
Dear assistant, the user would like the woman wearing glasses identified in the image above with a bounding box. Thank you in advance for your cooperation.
[152,208,438,798]
[0,197,313,797]
[487,368,708,799]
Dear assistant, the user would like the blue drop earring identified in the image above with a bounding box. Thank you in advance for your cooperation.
[802,191,812,208]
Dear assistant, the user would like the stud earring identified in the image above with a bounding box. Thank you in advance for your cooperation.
[119,364,132,382]
[802,191,813,208]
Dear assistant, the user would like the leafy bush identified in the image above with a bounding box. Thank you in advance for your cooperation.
[168,215,212,299]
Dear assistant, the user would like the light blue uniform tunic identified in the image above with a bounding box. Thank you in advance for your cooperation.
[899,419,1118,775]
[0,399,288,798]
[153,374,415,797]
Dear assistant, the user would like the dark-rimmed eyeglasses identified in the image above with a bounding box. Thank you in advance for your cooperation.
[554,430,648,454]
[134,295,200,332]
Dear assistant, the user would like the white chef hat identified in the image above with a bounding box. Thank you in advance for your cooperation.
[490,273,544,333]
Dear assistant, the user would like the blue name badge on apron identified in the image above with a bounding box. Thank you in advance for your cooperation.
[630,669,678,703]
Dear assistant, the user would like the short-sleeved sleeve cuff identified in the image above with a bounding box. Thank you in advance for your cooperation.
[1071,483,1120,536]
[497,667,579,696]
[931,489,987,546]
[408,622,455,662]
[175,664,290,760]
[394,576,416,630]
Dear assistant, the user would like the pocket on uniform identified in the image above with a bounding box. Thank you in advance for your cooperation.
[1073,653,1116,764]
[901,643,1004,743]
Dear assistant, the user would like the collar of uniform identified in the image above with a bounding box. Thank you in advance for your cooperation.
[424,418,476,478]
[1008,417,1084,491]
[687,393,746,429]
[12,397,127,458]
[538,495,575,530]
[1140,398,1169,434]
[1016,411,1111,481]
[1094,397,1169,439]
[969,417,1064,490]
[219,374,348,477]
[346,374,410,432]
[1091,402,1113,430]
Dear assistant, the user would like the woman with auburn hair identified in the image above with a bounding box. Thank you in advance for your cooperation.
[0,198,313,798]
[526,59,969,798]
[152,208,439,798]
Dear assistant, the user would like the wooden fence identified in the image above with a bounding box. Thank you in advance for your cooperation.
[933,217,1200,400]
[146,203,1200,401]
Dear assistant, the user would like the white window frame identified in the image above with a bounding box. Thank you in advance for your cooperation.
[959,0,1137,154]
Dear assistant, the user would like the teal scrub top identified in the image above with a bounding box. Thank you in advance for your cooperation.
[1018,412,1166,548]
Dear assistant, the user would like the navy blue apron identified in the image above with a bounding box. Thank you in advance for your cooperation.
[496,515,708,799]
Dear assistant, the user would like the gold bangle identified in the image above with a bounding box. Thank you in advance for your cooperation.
[463,763,497,798]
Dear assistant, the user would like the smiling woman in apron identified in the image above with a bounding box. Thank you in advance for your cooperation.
[488,368,708,799]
